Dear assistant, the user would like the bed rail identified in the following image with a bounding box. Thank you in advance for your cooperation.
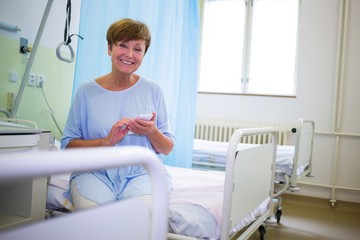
[0,146,168,240]
[221,127,277,240]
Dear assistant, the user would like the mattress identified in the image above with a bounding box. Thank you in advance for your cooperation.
[47,165,269,239]
[192,139,300,176]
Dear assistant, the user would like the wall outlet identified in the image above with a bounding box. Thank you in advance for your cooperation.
[28,73,36,86]
[36,74,45,87]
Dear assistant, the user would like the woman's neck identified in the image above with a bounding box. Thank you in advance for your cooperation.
[96,73,140,91]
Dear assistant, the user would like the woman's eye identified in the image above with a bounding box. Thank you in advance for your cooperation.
[119,43,127,48]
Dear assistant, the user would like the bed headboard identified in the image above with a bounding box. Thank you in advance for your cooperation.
[292,120,315,181]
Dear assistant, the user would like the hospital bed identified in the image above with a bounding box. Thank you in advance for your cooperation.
[45,127,277,239]
[0,146,169,240]
[192,119,315,223]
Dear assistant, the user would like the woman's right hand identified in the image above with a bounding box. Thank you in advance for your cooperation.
[105,118,131,146]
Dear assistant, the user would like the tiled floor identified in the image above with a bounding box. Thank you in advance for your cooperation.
[248,194,360,240]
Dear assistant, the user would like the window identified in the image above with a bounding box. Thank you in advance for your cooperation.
[199,0,299,96]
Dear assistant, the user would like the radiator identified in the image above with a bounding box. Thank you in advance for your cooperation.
[194,119,295,145]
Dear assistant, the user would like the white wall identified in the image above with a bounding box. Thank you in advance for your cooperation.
[0,0,81,49]
[2,0,358,204]
[196,0,360,204]
[0,0,81,139]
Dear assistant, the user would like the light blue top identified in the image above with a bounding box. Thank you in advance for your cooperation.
[61,78,174,196]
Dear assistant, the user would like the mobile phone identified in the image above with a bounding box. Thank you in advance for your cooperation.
[138,114,152,120]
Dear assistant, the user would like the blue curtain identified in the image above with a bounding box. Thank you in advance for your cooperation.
[73,0,200,167]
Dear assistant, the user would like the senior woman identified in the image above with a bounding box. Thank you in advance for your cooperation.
[61,18,174,210]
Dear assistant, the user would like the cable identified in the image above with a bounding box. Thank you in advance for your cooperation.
[40,84,63,136]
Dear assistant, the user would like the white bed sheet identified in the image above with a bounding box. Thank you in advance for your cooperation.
[47,165,269,239]
[192,139,297,175]
[47,174,74,211]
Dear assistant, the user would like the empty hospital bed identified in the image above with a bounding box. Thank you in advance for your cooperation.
[0,146,169,240]
[46,127,277,239]
[192,119,315,222]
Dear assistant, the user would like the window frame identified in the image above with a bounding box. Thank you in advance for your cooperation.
[198,0,301,98]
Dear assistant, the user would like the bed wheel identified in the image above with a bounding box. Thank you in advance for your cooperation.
[258,225,266,240]
[330,199,336,208]
[275,209,282,223]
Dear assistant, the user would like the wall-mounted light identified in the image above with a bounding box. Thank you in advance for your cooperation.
[0,21,21,32]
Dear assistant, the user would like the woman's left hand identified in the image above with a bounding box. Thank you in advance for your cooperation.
[128,112,156,136]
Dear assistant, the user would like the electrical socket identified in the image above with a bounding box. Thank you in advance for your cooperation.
[36,74,45,87]
[28,73,36,86]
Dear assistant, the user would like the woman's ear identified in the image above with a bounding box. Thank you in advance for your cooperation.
[107,44,112,56]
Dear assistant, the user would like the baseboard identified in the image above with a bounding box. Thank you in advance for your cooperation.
[281,192,360,214]
[282,183,360,205]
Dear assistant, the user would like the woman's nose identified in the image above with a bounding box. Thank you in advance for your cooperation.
[125,48,134,57]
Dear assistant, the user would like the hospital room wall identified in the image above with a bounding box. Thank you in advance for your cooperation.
[0,0,81,140]
[196,0,360,203]
[1,0,358,204]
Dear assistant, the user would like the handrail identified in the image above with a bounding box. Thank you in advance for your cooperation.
[0,118,38,129]
[0,146,168,240]
[56,41,75,63]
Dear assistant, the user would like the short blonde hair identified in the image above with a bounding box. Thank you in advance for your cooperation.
[106,18,151,54]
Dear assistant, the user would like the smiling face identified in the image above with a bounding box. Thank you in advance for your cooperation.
[108,39,146,75]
